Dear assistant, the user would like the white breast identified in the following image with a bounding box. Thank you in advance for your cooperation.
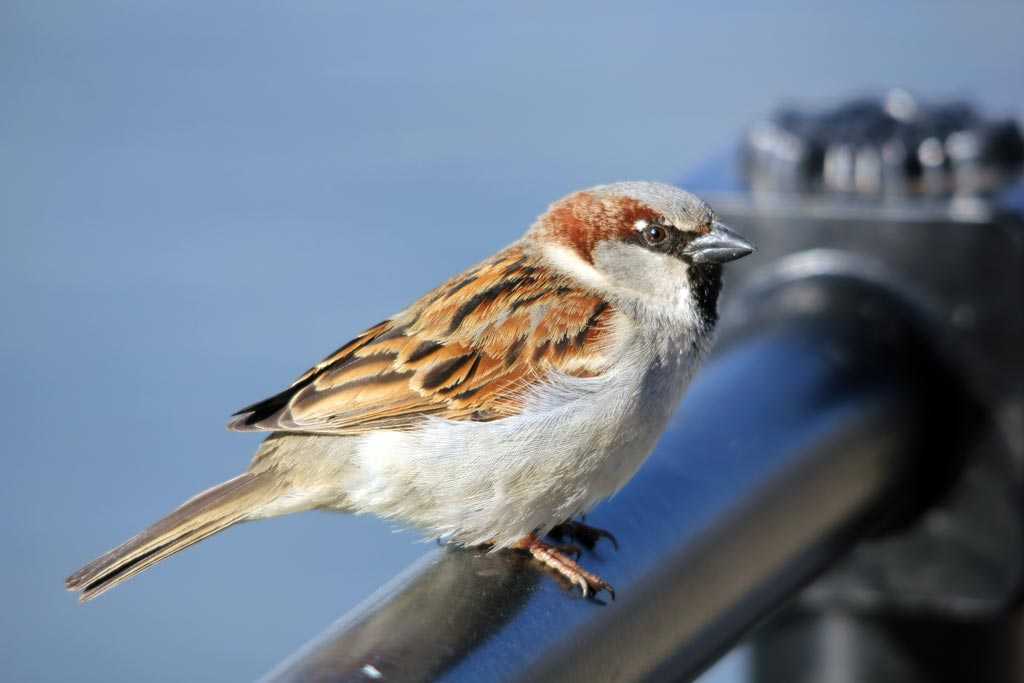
[343,325,704,548]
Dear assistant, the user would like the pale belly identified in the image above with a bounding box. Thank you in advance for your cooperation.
[343,353,695,547]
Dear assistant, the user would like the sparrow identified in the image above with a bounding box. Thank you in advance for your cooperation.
[66,181,753,602]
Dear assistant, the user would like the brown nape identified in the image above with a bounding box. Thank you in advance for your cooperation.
[540,191,660,264]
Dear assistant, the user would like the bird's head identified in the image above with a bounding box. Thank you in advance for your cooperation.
[529,181,754,327]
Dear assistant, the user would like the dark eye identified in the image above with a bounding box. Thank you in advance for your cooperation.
[642,223,669,246]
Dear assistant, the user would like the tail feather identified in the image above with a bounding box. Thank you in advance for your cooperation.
[66,471,279,603]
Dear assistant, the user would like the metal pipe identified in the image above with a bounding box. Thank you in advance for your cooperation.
[264,262,974,683]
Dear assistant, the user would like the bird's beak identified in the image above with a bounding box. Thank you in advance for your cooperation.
[683,221,755,264]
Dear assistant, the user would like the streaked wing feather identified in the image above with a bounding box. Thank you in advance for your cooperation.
[229,245,616,435]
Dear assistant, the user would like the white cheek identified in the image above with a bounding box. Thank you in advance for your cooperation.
[540,243,608,289]
[592,242,694,316]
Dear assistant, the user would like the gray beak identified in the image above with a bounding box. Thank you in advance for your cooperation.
[683,221,755,264]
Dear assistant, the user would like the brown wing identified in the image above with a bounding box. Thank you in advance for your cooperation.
[228,245,618,435]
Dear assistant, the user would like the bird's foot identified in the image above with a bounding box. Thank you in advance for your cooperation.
[516,534,615,600]
[548,520,619,551]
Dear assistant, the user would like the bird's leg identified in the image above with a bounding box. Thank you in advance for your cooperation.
[515,534,615,599]
[548,519,619,550]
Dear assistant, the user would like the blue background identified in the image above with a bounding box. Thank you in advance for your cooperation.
[3,2,1022,680]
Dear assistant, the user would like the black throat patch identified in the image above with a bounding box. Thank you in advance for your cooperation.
[688,263,723,329]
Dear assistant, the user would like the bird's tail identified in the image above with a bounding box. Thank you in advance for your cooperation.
[65,470,285,603]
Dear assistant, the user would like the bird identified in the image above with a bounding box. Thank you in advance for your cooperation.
[65,181,753,602]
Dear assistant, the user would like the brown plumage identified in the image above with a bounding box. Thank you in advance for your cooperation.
[65,181,754,603]
[228,244,618,434]
[64,471,283,602]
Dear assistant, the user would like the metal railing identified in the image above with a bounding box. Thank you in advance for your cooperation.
[265,94,1024,682]
[264,261,975,683]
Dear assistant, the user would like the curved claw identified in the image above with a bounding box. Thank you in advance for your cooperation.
[549,520,620,551]
[516,535,615,601]
[590,527,619,551]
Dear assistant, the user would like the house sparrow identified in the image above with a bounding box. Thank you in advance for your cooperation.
[66,181,753,602]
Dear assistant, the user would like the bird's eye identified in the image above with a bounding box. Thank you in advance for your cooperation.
[642,224,669,246]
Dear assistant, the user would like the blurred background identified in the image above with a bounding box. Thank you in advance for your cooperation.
[2,2,1023,681]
